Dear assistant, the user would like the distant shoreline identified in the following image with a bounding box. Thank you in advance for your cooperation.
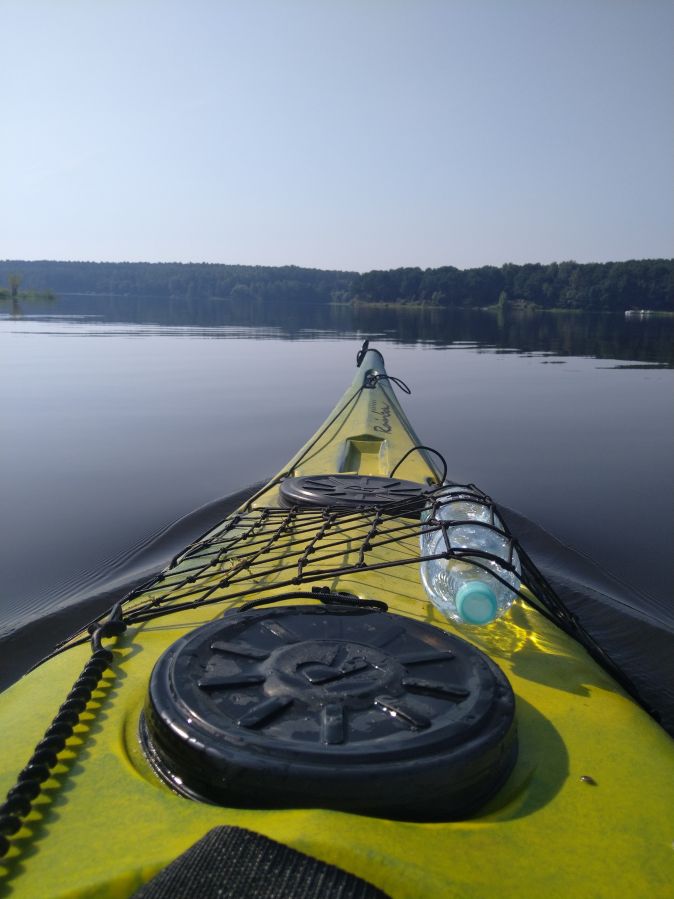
[0,289,55,301]
[623,309,674,318]
[3,292,672,317]
[1,258,671,315]
[334,299,674,316]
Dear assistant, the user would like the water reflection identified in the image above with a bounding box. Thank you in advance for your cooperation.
[6,295,673,365]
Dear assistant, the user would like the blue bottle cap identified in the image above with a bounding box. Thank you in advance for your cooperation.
[456,581,498,625]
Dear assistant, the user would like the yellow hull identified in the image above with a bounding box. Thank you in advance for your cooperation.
[1,346,672,897]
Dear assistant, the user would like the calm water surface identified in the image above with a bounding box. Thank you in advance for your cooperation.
[1,296,672,639]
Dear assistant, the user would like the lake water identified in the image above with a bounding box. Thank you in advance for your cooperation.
[1,295,672,652]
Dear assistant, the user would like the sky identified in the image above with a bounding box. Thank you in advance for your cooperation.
[1,0,672,272]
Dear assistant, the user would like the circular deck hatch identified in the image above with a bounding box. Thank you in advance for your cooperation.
[142,603,517,819]
[279,474,428,512]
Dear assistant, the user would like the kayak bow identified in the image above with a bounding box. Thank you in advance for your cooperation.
[1,344,672,898]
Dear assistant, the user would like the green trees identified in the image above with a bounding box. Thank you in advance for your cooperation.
[349,259,672,311]
[0,262,355,305]
[9,274,21,298]
[0,259,670,312]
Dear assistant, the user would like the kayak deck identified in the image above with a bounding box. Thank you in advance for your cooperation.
[1,346,672,898]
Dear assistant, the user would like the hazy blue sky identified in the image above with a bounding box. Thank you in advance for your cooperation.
[2,0,672,271]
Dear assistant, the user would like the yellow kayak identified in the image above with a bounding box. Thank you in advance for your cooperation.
[1,343,672,898]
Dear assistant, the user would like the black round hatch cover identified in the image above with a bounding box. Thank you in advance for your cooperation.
[279,474,428,511]
[141,604,517,820]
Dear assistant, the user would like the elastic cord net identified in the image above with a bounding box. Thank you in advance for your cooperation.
[62,485,562,634]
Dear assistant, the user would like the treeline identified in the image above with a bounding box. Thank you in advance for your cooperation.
[0,261,354,304]
[1,258,671,311]
[349,259,673,312]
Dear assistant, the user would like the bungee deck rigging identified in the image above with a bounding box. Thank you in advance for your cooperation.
[36,477,643,710]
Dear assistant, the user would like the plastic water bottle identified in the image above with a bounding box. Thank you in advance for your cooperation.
[420,486,503,553]
[420,488,521,626]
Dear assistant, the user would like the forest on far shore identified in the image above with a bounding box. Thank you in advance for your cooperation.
[0,257,671,312]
